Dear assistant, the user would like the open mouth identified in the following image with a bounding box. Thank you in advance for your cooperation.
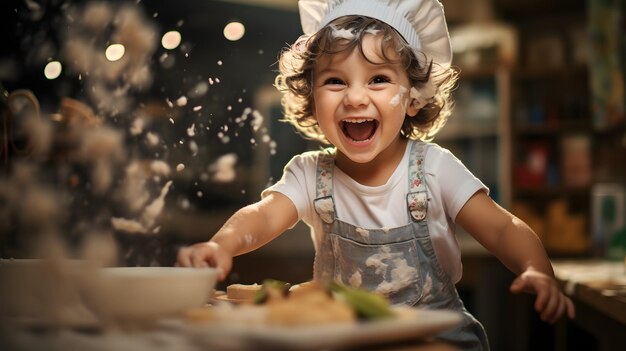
[340,118,378,142]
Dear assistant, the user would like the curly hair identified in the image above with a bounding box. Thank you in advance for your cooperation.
[274,15,458,144]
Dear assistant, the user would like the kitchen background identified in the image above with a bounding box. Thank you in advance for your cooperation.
[1,0,625,350]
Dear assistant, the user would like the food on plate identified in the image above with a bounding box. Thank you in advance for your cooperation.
[223,279,291,303]
[253,279,291,304]
[225,283,262,301]
[288,280,315,296]
[188,280,395,327]
[266,281,355,326]
[329,281,394,320]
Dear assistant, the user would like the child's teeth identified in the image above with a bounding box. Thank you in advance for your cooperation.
[345,118,372,123]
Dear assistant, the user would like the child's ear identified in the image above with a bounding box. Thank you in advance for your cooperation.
[407,99,419,117]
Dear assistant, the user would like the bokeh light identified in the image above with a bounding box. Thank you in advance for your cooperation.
[43,61,62,80]
[161,30,182,50]
[105,44,126,61]
[223,21,245,41]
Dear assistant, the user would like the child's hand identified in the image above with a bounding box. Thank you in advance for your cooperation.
[176,241,232,281]
[509,268,575,324]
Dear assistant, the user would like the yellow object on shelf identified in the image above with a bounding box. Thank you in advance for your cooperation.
[545,200,589,254]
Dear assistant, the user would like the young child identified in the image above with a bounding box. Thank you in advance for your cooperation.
[177,0,575,349]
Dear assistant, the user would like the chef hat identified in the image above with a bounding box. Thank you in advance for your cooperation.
[298,0,452,68]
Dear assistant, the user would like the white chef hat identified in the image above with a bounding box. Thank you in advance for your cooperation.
[298,0,452,68]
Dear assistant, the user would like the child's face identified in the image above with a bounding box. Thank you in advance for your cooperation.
[312,33,418,164]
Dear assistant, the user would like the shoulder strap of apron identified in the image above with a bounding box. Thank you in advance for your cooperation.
[314,148,337,224]
[407,141,428,222]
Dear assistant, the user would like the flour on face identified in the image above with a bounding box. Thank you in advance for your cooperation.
[390,85,408,106]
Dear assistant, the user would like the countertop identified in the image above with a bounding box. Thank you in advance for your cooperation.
[552,259,626,350]
[553,260,626,326]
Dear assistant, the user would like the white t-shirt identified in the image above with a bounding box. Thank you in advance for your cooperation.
[262,140,488,283]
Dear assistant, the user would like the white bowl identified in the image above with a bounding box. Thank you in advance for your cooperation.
[81,267,218,323]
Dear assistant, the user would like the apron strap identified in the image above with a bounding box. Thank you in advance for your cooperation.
[314,148,336,224]
[407,141,428,222]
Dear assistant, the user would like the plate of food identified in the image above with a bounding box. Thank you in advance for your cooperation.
[184,280,463,350]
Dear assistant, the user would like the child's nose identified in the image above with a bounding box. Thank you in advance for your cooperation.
[343,85,369,107]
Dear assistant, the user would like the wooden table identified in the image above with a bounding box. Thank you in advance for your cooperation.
[552,260,626,351]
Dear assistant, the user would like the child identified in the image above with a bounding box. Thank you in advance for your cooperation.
[177,0,575,349]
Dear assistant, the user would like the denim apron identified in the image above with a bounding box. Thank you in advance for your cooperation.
[312,141,490,350]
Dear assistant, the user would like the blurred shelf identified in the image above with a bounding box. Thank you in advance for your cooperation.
[512,64,588,81]
[513,119,592,136]
[436,123,498,141]
[593,120,626,136]
[495,0,586,24]
[458,66,502,80]
[512,185,590,197]
[442,64,512,207]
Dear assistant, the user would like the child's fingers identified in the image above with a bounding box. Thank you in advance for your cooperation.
[547,295,566,324]
[175,243,230,280]
[547,293,575,323]
[537,289,557,321]
[176,247,193,267]
[191,252,209,268]
[213,251,232,281]
[509,276,529,294]
[534,287,549,313]
[538,287,569,322]
[556,296,568,322]
[511,271,575,323]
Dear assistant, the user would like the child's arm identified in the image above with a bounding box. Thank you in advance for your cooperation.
[456,190,575,323]
[176,192,298,280]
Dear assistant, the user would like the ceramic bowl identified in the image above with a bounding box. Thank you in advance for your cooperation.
[81,266,219,323]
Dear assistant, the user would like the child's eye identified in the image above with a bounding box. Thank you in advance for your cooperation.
[370,75,391,84]
[324,78,344,85]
